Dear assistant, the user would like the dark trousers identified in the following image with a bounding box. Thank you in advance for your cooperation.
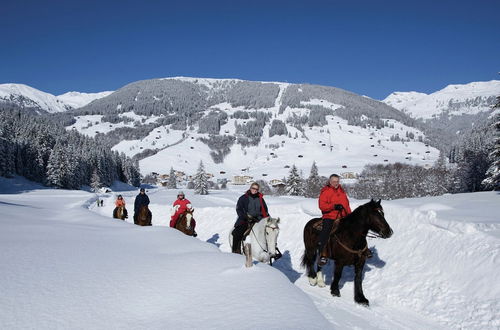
[317,218,334,252]
[232,223,249,253]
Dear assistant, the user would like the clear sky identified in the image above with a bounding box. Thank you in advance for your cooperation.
[1,0,499,99]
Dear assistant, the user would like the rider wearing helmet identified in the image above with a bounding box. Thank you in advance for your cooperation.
[170,191,197,236]
[113,194,128,218]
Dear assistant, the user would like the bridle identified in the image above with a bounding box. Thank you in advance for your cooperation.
[333,207,386,256]
[250,222,279,255]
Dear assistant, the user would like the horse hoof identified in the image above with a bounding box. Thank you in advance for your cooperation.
[308,277,317,286]
[316,271,325,287]
[355,298,369,306]
[331,289,340,297]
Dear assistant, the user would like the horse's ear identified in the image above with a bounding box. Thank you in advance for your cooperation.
[277,217,280,223]
[377,199,381,205]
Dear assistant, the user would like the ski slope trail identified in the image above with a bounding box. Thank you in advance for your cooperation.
[94,187,500,329]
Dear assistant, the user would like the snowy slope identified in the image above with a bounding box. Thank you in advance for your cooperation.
[62,77,439,179]
[93,185,499,329]
[383,80,500,120]
[56,90,113,109]
[0,83,112,112]
[0,177,330,330]
[2,176,498,329]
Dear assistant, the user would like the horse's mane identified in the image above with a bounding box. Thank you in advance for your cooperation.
[337,200,378,232]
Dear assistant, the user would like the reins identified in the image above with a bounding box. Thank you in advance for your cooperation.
[250,223,278,254]
[333,234,368,258]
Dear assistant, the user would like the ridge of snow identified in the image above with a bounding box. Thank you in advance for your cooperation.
[0,83,113,112]
[56,91,113,109]
[382,80,500,119]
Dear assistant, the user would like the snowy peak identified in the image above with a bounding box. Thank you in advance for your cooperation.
[382,80,500,120]
[0,83,113,113]
[56,91,113,109]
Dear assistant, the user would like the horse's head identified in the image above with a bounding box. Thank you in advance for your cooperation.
[264,217,280,256]
[183,208,194,228]
[366,199,393,239]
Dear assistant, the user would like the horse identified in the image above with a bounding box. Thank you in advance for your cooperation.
[230,216,281,267]
[301,199,393,306]
[134,205,152,226]
[174,208,196,236]
[113,206,127,220]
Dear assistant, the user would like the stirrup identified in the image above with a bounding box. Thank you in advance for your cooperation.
[318,256,328,266]
[364,249,373,258]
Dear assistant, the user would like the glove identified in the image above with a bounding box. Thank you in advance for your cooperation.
[246,214,257,223]
[334,204,344,211]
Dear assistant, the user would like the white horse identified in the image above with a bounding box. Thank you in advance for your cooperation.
[230,216,281,267]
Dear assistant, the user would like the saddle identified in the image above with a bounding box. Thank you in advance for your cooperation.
[312,217,342,232]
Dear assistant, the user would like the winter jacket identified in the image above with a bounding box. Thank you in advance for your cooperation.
[319,184,351,220]
[235,191,269,226]
[134,193,150,213]
[171,198,192,220]
[115,199,126,207]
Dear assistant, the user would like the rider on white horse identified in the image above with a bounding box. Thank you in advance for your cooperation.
[232,182,269,254]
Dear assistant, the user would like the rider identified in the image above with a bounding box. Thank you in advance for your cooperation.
[113,194,128,218]
[170,191,197,237]
[134,188,151,223]
[317,174,352,266]
[232,182,269,254]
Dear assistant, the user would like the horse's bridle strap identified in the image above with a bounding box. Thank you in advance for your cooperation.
[334,234,368,258]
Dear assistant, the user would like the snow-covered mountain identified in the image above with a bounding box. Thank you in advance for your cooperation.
[67,76,437,179]
[383,80,500,120]
[0,83,112,113]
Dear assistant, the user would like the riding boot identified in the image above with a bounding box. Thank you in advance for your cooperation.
[232,237,242,254]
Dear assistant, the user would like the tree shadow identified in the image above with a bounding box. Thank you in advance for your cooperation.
[206,233,221,248]
[272,250,302,283]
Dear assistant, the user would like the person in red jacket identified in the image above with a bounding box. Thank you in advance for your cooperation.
[170,191,197,236]
[317,174,352,266]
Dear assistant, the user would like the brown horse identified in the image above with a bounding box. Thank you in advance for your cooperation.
[174,208,196,236]
[134,205,152,226]
[301,199,393,306]
[113,206,127,220]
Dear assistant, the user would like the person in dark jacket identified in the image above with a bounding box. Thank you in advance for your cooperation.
[134,188,151,223]
[232,182,269,254]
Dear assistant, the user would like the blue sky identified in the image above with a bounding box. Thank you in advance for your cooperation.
[1,0,499,99]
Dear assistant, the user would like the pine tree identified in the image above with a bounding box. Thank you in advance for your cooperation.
[194,160,209,195]
[285,164,304,196]
[304,161,323,198]
[482,97,500,190]
[168,167,177,189]
[90,169,102,192]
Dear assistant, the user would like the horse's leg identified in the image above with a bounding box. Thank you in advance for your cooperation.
[244,243,252,268]
[316,264,326,288]
[330,262,343,297]
[354,260,369,306]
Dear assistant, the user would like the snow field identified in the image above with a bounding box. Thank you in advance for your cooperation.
[94,186,500,329]
[0,177,330,330]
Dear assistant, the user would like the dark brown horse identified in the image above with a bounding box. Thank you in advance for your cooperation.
[134,205,152,226]
[301,199,393,306]
[113,206,127,220]
[175,208,195,236]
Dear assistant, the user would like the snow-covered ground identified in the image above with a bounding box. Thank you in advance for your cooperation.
[0,177,329,329]
[1,176,499,329]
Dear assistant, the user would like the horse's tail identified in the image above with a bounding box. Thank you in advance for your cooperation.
[301,219,320,270]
